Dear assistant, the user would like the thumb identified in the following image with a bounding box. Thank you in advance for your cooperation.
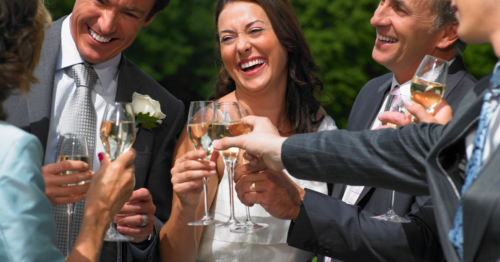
[213,135,246,151]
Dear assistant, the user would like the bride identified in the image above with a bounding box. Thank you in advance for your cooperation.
[160,0,337,261]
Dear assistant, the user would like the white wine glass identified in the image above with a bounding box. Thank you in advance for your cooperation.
[230,109,269,233]
[186,101,222,226]
[212,102,245,229]
[411,55,449,117]
[371,102,411,223]
[57,135,90,257]
[100,102,136,246]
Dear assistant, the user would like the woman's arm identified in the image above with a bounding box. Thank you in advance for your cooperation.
[160,127,219,262]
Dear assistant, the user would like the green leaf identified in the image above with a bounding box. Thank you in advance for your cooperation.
[136,112,160,131]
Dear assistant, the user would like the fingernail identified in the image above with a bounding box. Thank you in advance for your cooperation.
[405,100,414,107]
[116,226,123,231]
[213,140,219,149]
[209,162,216,168]
[209,170,216,175]
[98,152,104,162]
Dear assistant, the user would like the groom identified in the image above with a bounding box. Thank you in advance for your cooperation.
[5,0,184,261]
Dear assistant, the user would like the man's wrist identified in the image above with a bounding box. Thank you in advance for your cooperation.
[292,189,305,221]
[132,226,155,250]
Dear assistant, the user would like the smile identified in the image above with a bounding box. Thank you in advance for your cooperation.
[89,28,112,43]
[240,58,266,72]
[377,33,398,43]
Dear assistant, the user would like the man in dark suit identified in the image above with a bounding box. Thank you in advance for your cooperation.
[214,0,500,260]
[5,0,184,261]
[231,0,475,261]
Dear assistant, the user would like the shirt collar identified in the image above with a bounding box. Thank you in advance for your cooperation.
[56,14,121,89]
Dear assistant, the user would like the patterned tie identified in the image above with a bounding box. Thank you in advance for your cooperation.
[388,85,404,112]
[449,66,500,260]
[54,63,98,254]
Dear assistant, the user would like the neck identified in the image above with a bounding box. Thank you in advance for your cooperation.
[491,30,500,59]
[232,85,287,128]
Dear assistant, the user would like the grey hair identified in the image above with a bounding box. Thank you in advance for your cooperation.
[428,0,467,55]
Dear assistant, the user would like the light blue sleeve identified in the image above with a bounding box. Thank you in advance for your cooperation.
[0,133,65,262]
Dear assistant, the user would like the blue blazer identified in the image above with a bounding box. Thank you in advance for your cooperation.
[0,121,64,262]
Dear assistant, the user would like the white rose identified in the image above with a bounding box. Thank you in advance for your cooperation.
[131,92,166,124]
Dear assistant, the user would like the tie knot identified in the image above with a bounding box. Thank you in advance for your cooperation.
[71,63,97,88]
[390,85,400,95]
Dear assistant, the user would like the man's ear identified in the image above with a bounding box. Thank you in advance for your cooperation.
[143,14,157,27]
[436,22,459,49]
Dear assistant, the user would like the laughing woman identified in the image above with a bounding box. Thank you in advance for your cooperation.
[160,0,337,261]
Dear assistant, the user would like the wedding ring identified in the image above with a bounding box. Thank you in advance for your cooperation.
[251,182,256,192]
[139,214,148,227]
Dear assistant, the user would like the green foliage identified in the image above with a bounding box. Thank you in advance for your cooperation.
[135,112,160,131]
[46,0,496,129]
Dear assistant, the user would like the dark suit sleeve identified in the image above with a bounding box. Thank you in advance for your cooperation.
[288,189,443,262]
[282,123,446,196]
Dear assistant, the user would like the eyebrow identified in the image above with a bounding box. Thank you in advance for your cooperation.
[393,0,406,7]
[219,19,267,34]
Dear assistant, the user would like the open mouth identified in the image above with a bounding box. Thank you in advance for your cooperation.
[240,58,266,72]
[377,33,398,43]
[89,27,114,43]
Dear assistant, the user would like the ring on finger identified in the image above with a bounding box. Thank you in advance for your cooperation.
[251,182,256,192]
[139,214,148,227]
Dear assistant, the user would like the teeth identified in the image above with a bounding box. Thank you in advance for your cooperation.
[241,59,265,70]
[377,33,398,43]
[89,28,112,43]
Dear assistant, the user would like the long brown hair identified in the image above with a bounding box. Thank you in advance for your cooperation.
[0,0,51,120]
[211,0,324,134]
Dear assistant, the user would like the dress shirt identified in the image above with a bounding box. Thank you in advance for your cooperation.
[465,61,500,163]
[42,14,153,261]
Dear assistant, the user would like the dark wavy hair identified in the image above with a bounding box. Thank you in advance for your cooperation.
[0,0,51,120]
[211,0,324,134]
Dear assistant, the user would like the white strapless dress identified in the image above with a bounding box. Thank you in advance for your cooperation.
[196,116,337,262]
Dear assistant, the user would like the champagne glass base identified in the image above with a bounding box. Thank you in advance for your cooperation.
[188,215,222,226]
[215,217,243,228]
[230,222,269,234]
[104,228,134,242]
[371,209,411,223]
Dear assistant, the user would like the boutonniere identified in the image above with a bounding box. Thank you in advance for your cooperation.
[131,92,166,131]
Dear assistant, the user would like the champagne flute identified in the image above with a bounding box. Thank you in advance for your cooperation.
[212,102,245,228]
[56,135,91,257]
[230,109,269,233]
[100,102,136,262]
[371,102,411,223]
[411,55,449,118]
[186,101,221,226]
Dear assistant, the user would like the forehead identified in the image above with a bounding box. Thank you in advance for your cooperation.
[218,2,269,30]
[402,0,433,13]
[76,0,155,13]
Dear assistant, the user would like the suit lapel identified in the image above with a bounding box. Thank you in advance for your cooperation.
[27,18,63,151]
[362,78,392,130]
[115,55,144,102]
[463,149,500,262]
[443,56,468,101]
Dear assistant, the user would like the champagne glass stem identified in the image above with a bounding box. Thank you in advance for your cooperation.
[390,190,395,210]
[227,159,237,221]
[117,242,122,262]
[245,206,252,222]
[66,203,75,257]
[203,177,210,217]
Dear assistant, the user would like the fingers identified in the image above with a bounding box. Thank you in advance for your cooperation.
[405,99,453,125]
[234,162,267,182]
[377,111,411,127]
[115,188,155,242]
[116,213,154,242]
[113,149,136,169]
[42,160,89,175]
[126,188,153,203]
[213,136,246,151]
[43,169,92,206]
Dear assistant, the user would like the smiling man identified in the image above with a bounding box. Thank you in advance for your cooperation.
[215,0,500,260]
[230,0,476,261]
[4,0,185,261]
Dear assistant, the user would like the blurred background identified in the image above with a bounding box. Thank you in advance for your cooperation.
[46,0,497,128]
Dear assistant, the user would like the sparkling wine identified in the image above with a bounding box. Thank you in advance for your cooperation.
[100,121,136,160]
[411,77,446,112]
[56,155,91,186]
[187,122,214,159]
[212,121,245,161]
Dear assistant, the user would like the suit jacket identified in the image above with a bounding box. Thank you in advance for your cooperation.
[281,71,499,262]
[4,17,185,262]
[287,57,476,262]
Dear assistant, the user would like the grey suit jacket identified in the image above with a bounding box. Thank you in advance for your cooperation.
[287,57,475,262]
[281,72,500,262]
[4,17,185,262]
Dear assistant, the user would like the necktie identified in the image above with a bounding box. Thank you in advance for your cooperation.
[54,63,98,254]
[449,66,500,260]
[387,85,403,112]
